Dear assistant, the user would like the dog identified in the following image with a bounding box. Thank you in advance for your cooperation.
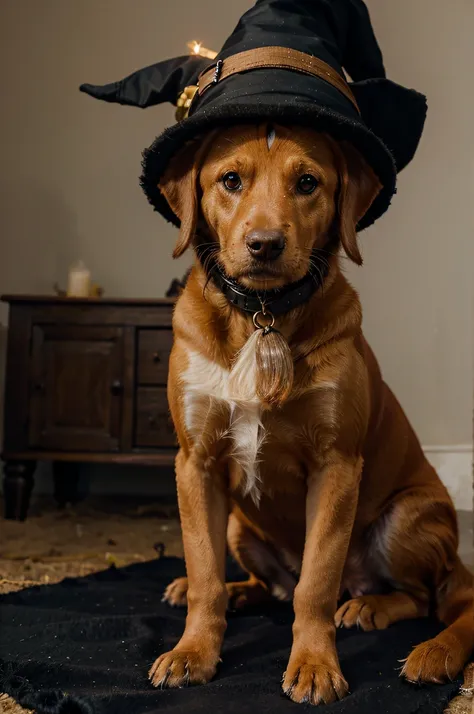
[148,124,473,705]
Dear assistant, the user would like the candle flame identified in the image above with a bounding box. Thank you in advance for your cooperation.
[187,40,218,60]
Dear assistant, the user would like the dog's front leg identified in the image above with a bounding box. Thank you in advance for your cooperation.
[283,455,362,706]
[150,449,228,688]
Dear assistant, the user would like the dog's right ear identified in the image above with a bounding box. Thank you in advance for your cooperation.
[159,133,216,258]
[327,137,382,265]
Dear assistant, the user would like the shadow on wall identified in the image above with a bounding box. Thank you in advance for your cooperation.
[0,176,81,322]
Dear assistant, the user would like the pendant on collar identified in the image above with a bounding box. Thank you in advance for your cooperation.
[248,301,294,407]
[253,304,275,332]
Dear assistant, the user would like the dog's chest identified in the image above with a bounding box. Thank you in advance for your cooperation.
[182,349,338,502]
[182,349,265,501]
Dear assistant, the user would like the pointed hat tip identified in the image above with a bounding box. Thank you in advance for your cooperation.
[79,82,120,101]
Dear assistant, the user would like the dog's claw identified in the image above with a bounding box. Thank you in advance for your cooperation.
[149,649,218,689]
[282,653,349,706]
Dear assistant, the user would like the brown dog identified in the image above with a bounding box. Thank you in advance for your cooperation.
[149,124,473,705]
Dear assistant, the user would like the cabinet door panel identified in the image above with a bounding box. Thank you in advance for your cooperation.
[29,325,124,451]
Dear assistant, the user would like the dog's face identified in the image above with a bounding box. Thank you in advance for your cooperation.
[199,125,340,289]
[159,124,381,289]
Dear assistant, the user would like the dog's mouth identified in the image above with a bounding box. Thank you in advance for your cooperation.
[199,244,304,291]
[247,266,281,279]
[237,265,290,289]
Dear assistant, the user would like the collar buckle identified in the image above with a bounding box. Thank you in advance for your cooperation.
[212,59,224,84]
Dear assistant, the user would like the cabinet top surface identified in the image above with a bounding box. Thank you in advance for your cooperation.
[1,295,176,307]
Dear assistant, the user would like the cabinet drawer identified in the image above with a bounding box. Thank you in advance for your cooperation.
[135,387,176,447]
[137,329,173,385]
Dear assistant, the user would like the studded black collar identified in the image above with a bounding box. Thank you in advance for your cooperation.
[196,243,334,317]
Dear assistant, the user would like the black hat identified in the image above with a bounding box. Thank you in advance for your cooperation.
[80,0,427,231]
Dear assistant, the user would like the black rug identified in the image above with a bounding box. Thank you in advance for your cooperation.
[0,557,460,714]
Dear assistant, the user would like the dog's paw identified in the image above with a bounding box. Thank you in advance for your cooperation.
[162,577,188,607]
[400,634,465,684]
[282,652,349,705]
[149,648,218,688]
[335,595,390,631]
[226,580,270,610]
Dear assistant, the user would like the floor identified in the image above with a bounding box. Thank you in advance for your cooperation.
[0,496,183,593]
[0,498,472,713]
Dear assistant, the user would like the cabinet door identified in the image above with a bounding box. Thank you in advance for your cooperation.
[29,325,124,452]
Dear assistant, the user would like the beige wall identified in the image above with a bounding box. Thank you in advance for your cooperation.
[0,0,472,448]
[350,0,474,445]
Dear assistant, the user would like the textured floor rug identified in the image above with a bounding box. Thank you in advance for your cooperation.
[0,557,462,714]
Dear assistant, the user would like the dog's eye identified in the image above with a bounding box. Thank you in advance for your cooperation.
[297,174,319,194]
[222,171,242,191]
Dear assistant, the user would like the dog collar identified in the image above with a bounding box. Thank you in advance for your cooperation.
[197,244,332,317]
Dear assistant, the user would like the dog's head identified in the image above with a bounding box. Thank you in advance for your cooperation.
[159,124,381,289]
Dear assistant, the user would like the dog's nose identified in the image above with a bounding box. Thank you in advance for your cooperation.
[245,230,285,261]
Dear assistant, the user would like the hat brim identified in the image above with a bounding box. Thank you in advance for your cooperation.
[141,69,422,230]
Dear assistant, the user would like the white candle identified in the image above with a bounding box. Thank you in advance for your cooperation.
[67,260,91,297]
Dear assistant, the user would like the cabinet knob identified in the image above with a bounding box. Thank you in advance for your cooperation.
[110,380,123,396]
[34,382,45,393]
[152,352,161,363]
[148,415,158,427]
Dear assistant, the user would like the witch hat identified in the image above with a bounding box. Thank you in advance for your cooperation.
[80,0,427,231]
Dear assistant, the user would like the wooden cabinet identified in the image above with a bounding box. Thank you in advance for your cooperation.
[1,296,178,519]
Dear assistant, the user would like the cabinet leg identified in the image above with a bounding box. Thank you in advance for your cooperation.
[3,461,36,521]
[53,461,80,508]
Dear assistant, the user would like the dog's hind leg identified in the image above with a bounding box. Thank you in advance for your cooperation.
[226,511,297,609]
[163,573,271,609]
[402,556,474,683]
[163,513,297,610]
[335,591,426,631]
[163,512,297,609]
[337,477,474,683]
[162,576,189,607]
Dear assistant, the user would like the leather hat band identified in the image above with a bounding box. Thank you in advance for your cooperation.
[197,46,360,115]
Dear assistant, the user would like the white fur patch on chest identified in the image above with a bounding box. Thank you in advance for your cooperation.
[183,349,264,503]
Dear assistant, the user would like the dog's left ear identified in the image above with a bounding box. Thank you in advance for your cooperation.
[331,140,382,265]
[159,132,216,258]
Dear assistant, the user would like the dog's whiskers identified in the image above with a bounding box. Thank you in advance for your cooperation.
[198,245,221,299]
[300,246,331,271]
[308,261,325,297]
